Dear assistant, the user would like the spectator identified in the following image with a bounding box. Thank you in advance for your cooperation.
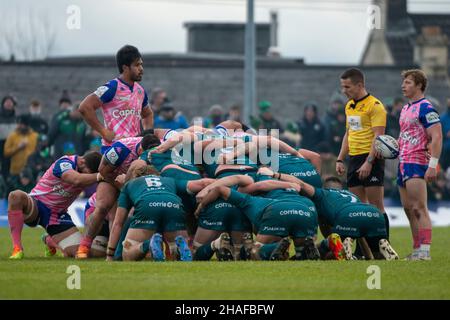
[8,167,35,194]
[0,95,18,178]
[0,174,7,198]
[316,142,337,181]
[298,102,326,152]
[323,100,346,156]
[203,104,225,128]
[428,171,450,201]
[280,122,301,148]
[440,98,450,170]
[48,94,85,159]
[26,135,53,180]
[26,99,49,135]
[150,87,168,118]
[251,101,283,135]
[386,97,404,139]
[226,104,242,122]
[154,101,189,130]
[3,115,38,176]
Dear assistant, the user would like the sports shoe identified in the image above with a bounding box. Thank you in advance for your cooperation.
[150,233,165,262]
[41,233,57,257]
[9,246,24,260]
[327,233,345,260]
[213,233,234,261]
[242,233,254,260]
[175,236,193,262]
[303,237,320,260]
[75,245,89,259]
[416,249,431,261]
[269,237,290,261]
[343,237,354,260]
[379,239,399,261]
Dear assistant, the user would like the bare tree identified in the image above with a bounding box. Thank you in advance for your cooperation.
[0,6,57,61]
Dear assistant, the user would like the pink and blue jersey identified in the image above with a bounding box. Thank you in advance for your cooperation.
[94,78,149,146]
[103,136,143,175]
[398,98,440,164]
[29,155,85,225]
[397,98,441,187]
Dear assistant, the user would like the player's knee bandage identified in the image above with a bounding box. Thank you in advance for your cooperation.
[58,232,82,250]
[91,236,108,253]
[168,242,177,257]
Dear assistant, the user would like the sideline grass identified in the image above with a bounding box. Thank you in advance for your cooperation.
[0,227,449,299]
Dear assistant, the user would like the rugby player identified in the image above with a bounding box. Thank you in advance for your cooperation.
[106,165,213,261]
[8,151,102,259]
[76,134,160,259]
[195,176,319,261]
[398,69,442,260]
[78,45,153,147]
[258,168,398,260]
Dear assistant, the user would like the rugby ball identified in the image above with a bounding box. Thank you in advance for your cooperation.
[374,135,399,159]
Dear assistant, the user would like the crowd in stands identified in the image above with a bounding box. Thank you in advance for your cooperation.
[1,88,450,201]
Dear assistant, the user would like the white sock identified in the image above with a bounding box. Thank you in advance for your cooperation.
[419,244,430,252]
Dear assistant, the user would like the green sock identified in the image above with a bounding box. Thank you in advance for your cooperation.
[259,243,279,260]
[194,243,214,261]
[141,240,150,254]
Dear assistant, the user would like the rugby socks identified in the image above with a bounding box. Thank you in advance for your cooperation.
[79,236,93,249]
[193,243,214,261]
[140,240,150,254]
[258,243,279,260]
[413,234,420,249]
[419,228,432,245]
[8,210,24,250]
[383,213,390,239]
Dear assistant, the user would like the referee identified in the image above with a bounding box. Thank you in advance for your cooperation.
[336,68,390,239]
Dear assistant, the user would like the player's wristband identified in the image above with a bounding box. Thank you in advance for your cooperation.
[96,173,104,182]
[429,157,439,169]
[336,159,344,163]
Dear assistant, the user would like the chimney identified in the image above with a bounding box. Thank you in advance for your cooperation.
[414,26,449,79]
[270,11,278,47]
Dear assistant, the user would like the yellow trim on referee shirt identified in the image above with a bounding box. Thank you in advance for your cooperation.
[345,94,386,156]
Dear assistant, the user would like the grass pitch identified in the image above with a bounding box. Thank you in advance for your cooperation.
[0,227,449,300]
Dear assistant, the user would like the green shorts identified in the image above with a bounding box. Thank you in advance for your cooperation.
[332,204,387,238]
[227,190,317,238]
[130,196,186,232]
[258,200,318,238]
[198,199,251,232]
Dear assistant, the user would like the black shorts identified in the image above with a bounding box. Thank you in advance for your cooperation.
[347,153,384,188]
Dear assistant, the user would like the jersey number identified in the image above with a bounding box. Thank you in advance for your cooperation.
[145,177,162,188]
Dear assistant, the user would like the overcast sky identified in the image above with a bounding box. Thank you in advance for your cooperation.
[1,0,449,64]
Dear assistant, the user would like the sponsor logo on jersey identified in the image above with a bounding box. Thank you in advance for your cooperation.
[148,201,181,209]
[279,209,311,217]
[94,86,109,98]
[112,109,141,119]
[106,148,119,165]
[425,112,440,124]
[59,162,73,172]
